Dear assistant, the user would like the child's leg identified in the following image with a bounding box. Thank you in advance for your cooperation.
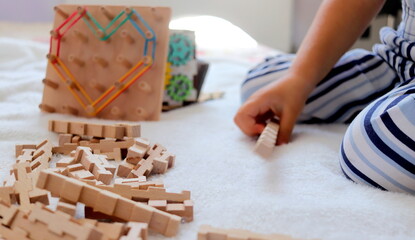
[241,49,400,123]
[340,79,415,194]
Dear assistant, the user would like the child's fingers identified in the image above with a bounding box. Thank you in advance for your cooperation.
[234,111,262,136]
[234,102,267,136]
[276,108,296,145]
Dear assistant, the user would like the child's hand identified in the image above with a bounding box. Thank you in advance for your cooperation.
[234,75,313,145]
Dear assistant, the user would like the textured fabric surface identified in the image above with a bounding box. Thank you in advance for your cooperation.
[1,37,415,240]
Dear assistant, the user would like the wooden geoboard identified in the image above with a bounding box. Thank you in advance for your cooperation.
[40,5,171,121]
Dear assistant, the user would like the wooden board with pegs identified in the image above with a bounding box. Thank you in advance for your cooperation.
[40,5,171,121]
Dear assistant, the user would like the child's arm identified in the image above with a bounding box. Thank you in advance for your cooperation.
[234,0,385,145]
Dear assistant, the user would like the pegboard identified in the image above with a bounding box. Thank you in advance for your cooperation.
[40,5,171,121]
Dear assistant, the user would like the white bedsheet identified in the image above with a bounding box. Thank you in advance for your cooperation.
[1,36,415,240]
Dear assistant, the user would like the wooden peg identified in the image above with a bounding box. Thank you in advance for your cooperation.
[135,107,148,118]
[143,56,152,65]
[73,30,88,43]
[121,30,135,44]
[114,82,125,90]
[116,55,132,69]
[50,30,60,39]
[68,55,85,67]
[86,105,96,115]
[138,81,152,93]
[39,104,55,113]
[100,6,114,20]
[77,6,87,16]
[54,6,69,18]
[65,80,79,90]
[62,105,79,115]
[125,7,138,21]
[93,55,108,68]
[47,54,58,64]
[145,31,154,39]
[89,79,106,92]
[97,30,110,43]
[110,107,124,118]
[42,78,59,89]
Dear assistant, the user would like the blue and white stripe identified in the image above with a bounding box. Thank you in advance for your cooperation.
[340,82,415,193]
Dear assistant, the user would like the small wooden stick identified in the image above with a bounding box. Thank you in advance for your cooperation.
[42,79,59,89]
[39,104,56,113]
[89,80,106,92]
[116,55,132,69]
[62,105,79,115]
[93,55,108,68]
[121,30,135,44]
[68,55,85,67]
[100,6,114,20]
[74,30,88,43]
[54,6,69,18]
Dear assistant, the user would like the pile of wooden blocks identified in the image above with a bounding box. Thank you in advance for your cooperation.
[0,119,193,239]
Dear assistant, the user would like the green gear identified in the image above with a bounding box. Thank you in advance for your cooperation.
[167,75,192,101]
[168,33,194,66]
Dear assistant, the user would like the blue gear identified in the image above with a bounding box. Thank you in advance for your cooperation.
[168,33,194,66]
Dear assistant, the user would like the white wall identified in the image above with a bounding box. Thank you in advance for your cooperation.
[0,0,64,22]
[63,0,294,52]
[292,0,321,51]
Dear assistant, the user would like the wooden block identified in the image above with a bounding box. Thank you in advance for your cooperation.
[58,133,73,146]
[56,156,75,167]
[126,138,150,163]
[153,152,175,174]
[117,161,135,177]
[0,201,19,226]
[56,201,76,216]
[165,200,194,222]
[0,186,15,205]
[117,124,141,138]
[148,200,167,210]
[61,177,83,203]
[52,144,78,155]
[197,225,305,240]
[15,144,36,157]
[69,169,96,181]
[253,121,279,158]
[16,149,34,163]
[120,222,148,240]
[96,222,126,240]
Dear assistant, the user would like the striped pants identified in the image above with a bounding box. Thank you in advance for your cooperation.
[241,48,415,194]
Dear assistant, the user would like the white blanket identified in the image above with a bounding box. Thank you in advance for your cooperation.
[1,37,415,240]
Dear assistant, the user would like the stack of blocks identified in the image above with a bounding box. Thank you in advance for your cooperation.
[0,119,194,239]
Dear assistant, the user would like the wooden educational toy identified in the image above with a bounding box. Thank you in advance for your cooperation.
[162,30,212,111]
[40,5,171,121]
[198,225,304,240]
[163,30,198,109]
[253,121,280,157]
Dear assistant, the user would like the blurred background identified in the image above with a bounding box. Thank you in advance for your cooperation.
[0,0,402,53]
